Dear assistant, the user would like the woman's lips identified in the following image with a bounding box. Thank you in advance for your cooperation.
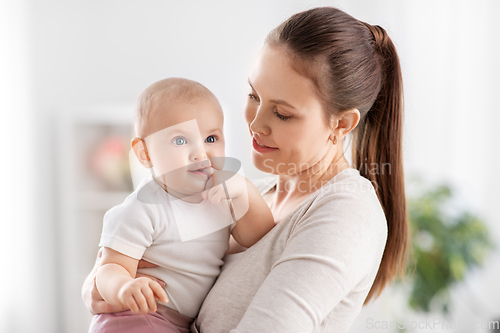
[252,137,279,153]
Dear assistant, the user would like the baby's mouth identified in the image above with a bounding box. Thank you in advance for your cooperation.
[187,166,212,177]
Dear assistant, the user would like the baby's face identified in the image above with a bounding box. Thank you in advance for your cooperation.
[143,98,225,198]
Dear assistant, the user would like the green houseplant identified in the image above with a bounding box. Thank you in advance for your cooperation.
[405,180,493,313]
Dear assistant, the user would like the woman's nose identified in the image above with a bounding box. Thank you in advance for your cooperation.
[248,107,270,135]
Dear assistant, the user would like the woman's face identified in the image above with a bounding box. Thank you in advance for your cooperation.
[245,45,334,175]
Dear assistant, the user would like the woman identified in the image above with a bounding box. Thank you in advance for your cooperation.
[83,7,408,333]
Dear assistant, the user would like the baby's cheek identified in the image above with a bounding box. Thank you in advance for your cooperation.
[211,155,226,170]
[153,149,189,176]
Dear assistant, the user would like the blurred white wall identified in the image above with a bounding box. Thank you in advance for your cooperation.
[0,1,39,332]
[1,0,499,332]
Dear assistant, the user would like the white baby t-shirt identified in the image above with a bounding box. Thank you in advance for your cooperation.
[99,176,235,318]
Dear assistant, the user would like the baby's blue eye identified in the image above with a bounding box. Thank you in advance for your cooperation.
[173,137,186,145]
[205,135,217,143]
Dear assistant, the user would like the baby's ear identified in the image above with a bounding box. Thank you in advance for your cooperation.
[131,137,152,168]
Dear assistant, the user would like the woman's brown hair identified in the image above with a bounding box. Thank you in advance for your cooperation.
[267,7,408,303]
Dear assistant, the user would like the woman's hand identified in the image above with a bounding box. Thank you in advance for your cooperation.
[82,249,166,315]
[136,259,166,288]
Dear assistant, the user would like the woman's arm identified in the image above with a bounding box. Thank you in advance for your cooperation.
[228,192,387,333]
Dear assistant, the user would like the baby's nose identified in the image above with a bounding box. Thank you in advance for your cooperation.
[191,144,207,161]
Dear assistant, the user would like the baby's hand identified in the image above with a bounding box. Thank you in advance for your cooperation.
[118,277,168,314]
[202,170,247,205]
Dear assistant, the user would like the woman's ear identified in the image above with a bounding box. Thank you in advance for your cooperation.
[131,137,152,168]
[334,108,360,140]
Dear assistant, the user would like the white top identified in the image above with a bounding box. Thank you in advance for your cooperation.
[192,168,388,333]
[99,176,235,318]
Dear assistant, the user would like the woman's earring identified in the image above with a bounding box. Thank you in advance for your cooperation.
[332,135,338,145]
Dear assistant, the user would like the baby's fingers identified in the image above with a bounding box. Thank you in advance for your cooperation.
[207,186,226,205]
[150,280,169,304]
[124,295,140,314]
[142,285,157,313]
[202,189,209,201]
[133,292,149,315]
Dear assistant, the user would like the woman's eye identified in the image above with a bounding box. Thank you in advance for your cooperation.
[173,137,187,145]
[274,108,291,121]
[248,93,259,102]
[205,135,217,143]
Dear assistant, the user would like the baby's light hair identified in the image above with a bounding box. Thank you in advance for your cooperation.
[134,77,220,138]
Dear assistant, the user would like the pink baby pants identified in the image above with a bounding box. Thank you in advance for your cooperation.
[89,304,193,333]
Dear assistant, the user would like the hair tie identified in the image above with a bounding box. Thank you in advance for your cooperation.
[362,22,386,50]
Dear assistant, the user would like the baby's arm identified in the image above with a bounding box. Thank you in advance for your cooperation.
[230,177,274,247]
[203,172,274,248]
[96,247,168,314]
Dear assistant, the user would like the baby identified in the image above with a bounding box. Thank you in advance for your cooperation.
[89,78,275,333]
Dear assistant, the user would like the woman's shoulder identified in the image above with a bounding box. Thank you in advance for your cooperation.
[317,168,378,202]
[285,168,388,266]
[300,168,387,236]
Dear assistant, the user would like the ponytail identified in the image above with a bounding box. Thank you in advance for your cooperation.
[353,24,409,303]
